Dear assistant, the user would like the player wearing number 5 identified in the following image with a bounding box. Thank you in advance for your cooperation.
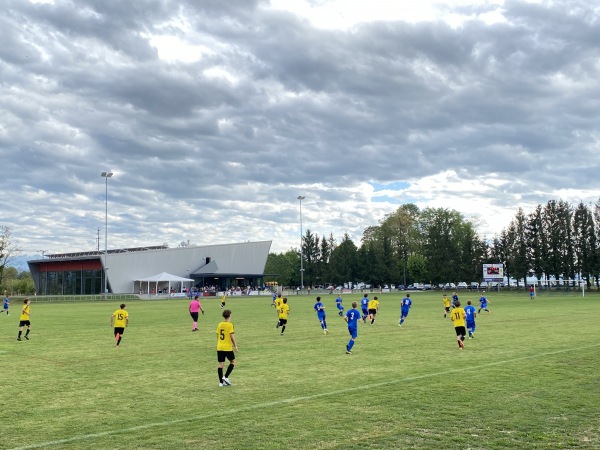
[217,309,238,387]
[277,298,290,336]
[110,304,129,348]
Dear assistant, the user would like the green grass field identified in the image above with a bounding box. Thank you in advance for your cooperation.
[1,291,599,449]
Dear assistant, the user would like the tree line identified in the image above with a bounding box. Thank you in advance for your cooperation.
[265,200,600,289]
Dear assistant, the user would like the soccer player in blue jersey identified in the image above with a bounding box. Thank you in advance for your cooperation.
[452,291,459,308]
[271,291,277,307]
[360,293,369,323]
[344,301,361,354]
[398,293,412,326]
[3,295,9,315]
[313,296,329,334]
[335,295,344,316]
[478,293,491,314]
[464,300,477,338]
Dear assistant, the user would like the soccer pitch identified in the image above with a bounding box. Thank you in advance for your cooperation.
[2,292,599,449]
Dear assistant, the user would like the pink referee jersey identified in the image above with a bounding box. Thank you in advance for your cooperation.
[189,299,202,313]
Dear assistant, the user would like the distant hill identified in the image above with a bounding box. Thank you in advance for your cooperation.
[7,255,33,272]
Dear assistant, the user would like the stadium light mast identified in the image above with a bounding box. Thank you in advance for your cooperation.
[101,171,113,295]
[297,195,305,290]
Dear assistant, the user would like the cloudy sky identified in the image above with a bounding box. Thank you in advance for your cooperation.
[2,0,599,262]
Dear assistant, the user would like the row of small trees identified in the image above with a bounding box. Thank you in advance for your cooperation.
[265,200,600,289]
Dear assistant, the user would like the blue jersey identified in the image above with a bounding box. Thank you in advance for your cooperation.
[360,297,369,310]
[452,294,459,304]
[465,305,476,323]
[345,308,361,329]
[314,301,325,317]
[3,298,8,309]
[401,297,412,311]
[336,296,344,309]
[479,296,488,307]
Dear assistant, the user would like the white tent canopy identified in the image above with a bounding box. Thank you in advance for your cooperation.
[134,272,194,296]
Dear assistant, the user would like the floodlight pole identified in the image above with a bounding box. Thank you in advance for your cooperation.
[297,195,305,290]
[101,171,113,296]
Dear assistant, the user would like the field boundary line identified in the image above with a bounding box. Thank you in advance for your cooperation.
[9,343,600,450]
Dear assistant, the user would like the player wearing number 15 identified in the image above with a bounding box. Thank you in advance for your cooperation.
[110,304,129,348]
[217,309,238,387]
[450,300,466,350]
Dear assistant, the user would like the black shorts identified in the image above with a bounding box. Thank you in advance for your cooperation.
[217,350,235,363]
[114,327,125,336]
[445,307,450,312]
[455,326,466,337]
[368,309,377,316]
[190,312,199,321]
[278,318,287,325]
[19,320,31,327]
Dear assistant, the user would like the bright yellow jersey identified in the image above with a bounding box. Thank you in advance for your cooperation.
[217,321,235,351]
[221,294,226,303]
[112,309,129,328]
[451,307,466,328]
[20,304,30,321]
[443,297,451,308]
[275,298,283,310]
[278,303,290,319]
[368,299,379,310]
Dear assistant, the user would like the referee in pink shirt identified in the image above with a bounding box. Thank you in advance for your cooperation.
[189,295,204,331]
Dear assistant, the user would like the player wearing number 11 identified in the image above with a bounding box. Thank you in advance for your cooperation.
[110,303,129,348]
[450,300,466,350]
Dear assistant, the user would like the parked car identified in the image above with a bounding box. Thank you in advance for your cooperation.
[397,285,405,290]
[479,282,488,289]
[456,282,468,289]
[470,282,479,290]
[407,284,415,290]
[444,283,456,290]
[423,284,432,290]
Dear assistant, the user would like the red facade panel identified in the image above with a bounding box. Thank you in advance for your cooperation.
[38,259,102,272]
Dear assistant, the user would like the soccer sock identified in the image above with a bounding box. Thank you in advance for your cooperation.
[218,367,224,382]
[320,322,325,329]
[117,336,122,345]
[400,318,405,324]
[371,318,375,324]
[225,364,234,378]
[348,339,355,351]
[323,320,327,329]
[281,325,286,333]
[18,330,22,338]
[25,329,30,336]
[193,321,197,329]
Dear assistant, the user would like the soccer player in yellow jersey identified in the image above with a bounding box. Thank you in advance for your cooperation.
[217,309,238,387]
[442,294,451,318]
[220,291,227,309]
[17,298,31,341]
[367,296,380,325]
[277,298,290,336]
[274,294,283,329]
[450,300,467,350]
[110,303,129,348]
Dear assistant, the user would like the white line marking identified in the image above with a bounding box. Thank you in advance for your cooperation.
[9,343,600,450]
